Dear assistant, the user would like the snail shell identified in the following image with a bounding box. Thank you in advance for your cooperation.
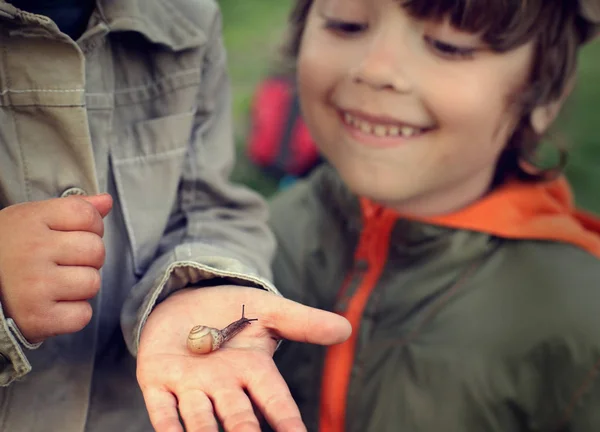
[186,325,224,354]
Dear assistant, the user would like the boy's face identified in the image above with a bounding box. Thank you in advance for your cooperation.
[297,0,536,215]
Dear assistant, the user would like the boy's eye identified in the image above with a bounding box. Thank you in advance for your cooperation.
[324,19,368,36]
[425,36,477,59]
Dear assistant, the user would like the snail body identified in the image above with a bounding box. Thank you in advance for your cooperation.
[187,305,258,354]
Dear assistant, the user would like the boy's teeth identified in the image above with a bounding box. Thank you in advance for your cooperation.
[401,127,415,137]
[344,112,353,125]
[374,125,387,137]
[359,121,372,134]
[343,112,422,137]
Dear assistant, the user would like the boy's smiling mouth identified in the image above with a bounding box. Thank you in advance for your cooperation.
[340,110,432,143]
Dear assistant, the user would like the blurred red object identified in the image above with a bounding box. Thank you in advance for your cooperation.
[247,76,321,178]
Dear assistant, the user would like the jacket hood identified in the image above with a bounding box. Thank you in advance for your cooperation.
[375,177,600,259]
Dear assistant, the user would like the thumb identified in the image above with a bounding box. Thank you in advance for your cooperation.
[80,193,113,218]
[262,297,352,346]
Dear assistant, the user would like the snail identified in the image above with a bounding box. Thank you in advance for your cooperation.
[187,305,258,354]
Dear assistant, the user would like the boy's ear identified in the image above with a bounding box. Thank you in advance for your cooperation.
[530,74,577,134]
[530,104,562,134]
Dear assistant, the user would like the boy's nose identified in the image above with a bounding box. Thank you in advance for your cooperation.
[349,32,413,93]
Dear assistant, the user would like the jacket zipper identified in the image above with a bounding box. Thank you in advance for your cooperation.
[319,201,397,432]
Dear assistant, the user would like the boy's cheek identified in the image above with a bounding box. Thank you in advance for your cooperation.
[298,45,342,85]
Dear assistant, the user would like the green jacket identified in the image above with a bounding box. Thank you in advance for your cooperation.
[269,164,600,432]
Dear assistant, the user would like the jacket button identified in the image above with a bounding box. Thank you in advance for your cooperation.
[60,187,88,198]
[0,353,9,373]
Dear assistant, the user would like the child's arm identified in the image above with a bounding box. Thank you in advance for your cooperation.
[120,2,279,352]
[120,7,278,354]
[121,5,351,432]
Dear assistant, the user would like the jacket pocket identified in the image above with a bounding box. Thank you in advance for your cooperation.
[111,111,195,276]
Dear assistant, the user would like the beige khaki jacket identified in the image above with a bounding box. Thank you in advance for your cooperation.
[0,0,278,430]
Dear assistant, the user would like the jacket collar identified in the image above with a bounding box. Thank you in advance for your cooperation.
[314,164,461,263]
[0,0,206,51]
[315,162,600,262]
[95,0,206,51]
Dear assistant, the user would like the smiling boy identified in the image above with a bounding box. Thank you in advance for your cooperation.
[268,0,600,431]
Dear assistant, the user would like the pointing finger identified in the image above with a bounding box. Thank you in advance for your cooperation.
[260,297,352,346]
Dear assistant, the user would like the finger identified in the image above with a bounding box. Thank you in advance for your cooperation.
[80,193,113,218]
[244,357,306,432]
[52,231,105,268]
[47,301,93,336]
[211,388,261,432]
[142,387,184,432]
[178,389,219,432]
[260,297,352,346]
[51,266,101,301]
[45,197,106,236]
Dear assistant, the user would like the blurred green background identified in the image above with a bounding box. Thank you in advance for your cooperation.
[219,0,600,214]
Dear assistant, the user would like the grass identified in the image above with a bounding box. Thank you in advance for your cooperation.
[220,0,600,214]
[219,0,293,197]
[560,41,600,213]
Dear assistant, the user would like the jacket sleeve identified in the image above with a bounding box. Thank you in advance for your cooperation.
[120,8,280,356]
[268,179,317,306]
[0,305,42,385]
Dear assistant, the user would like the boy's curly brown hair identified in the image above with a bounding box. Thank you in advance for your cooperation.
[281,0,594,185]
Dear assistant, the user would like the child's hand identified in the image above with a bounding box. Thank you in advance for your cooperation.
[0,194,113,344]
[138,285,352,432]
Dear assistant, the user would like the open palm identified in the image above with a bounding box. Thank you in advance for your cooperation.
[137,286,351,432]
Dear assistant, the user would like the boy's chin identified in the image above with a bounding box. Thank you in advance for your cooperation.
[339,170,420,207]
